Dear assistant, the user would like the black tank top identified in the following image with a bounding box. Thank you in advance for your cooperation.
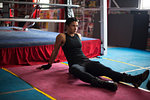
[62,33,89,67]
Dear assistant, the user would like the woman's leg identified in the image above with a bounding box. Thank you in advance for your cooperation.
[69,64,96,83]
[86,61,123,82]
[86,61,149,88]
[69,64,118,91]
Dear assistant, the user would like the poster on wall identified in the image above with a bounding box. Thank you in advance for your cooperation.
[85,0,100,8]
[39,9,60,29]
[73,0,100,37]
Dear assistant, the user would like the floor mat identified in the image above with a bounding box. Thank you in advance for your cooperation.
[0,68,54,100]
[0,69,32,92]
[100,47,150,68]
[6,63,150,100]
[0,89,52,100]
[96,47,150,89]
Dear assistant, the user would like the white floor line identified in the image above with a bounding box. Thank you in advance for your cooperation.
[120,81,150,92]
[122,66,150,73]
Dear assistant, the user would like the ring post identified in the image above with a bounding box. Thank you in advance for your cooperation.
[100,0,107,55]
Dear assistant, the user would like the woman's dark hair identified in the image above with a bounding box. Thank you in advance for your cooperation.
[65,17,78,26]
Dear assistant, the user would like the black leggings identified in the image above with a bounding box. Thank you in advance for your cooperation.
[69,61,124,83]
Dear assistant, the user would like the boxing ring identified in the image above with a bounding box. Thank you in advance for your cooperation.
[0,27,101,66]
[0,0,105,66]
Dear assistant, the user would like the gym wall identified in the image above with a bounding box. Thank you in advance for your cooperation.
[108,11,149,50]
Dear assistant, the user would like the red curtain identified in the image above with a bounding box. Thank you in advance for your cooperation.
[0,40,101,66]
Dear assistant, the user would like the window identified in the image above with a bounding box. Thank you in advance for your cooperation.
[140,0,150,9]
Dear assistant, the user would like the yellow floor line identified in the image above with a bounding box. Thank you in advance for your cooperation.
[61,62,68,66]
[2,67,19,77]
[33,87,56,100]
[1,67,56,100]
[102,57,149,70]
